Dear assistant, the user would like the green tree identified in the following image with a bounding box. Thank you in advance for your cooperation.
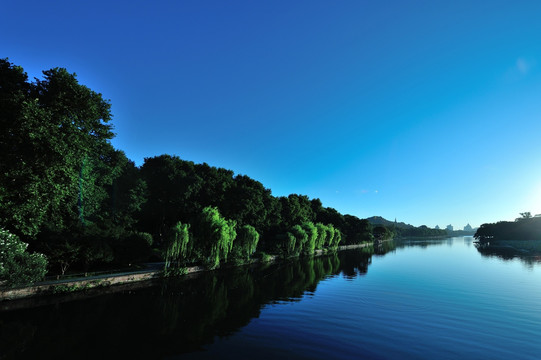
[192,163,234,212]
[0,59,43,236]
[222,175,274,233]
[324,224,335,247]
[329,226,342,249]
[0,59,116,236]
[165,222,191,275]
[140,155,203,244]
[290,224,308,254]
[342,215,373,244]
[232,225,260,262]
[103,151,148,233]
[285,232,297,256]
[194,207,237,269]
[373,225,394,240]
[279,195,315,229]
[301,222,318,254]
[314,203,346,231]
[315,223,328,249]
[0,228,48,287]
[475,217,541,242]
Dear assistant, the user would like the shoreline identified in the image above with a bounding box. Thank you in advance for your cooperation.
[0,242,376,305]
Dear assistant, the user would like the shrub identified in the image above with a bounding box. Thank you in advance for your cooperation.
[0,228,48,287]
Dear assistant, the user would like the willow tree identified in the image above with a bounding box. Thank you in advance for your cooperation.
[165,221,191,275]
[233,225,260,262]
[325,225,335,248]
[324,225,342,249]
[301,222,318,254]
[196,207,237,269]
[315,223,328,249]
[284,232,297,256]
[330,228,342,249]
[290,224,308,255]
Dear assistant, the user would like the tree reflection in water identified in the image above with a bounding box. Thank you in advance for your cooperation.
[0,245,396,359]
[475,241,541,269]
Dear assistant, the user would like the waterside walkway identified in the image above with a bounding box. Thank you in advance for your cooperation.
[0,242,375,303]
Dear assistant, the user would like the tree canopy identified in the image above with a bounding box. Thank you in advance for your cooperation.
[475,216,541,242]
[0,59,116,236]
[0,59,438,280]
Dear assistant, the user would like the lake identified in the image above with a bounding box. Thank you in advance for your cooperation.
[1,237,541,359]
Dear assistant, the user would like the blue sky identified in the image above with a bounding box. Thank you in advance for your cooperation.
[3,0,541,229]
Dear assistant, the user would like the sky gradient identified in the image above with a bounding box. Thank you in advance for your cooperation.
[3,0,541,229]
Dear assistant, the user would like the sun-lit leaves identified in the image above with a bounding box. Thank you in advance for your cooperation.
[165,222,191,275]
[195,207,237,269]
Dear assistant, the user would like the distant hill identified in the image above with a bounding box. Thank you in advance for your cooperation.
[366,216,415,229]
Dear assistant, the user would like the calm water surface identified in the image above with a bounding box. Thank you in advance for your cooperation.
[2,237,541,359]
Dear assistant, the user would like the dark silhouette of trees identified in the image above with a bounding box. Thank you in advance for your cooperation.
[222,175,276,234]
[279,194,316,229]
[373,225,394,240]
[342,215,373,244]
[475,215,541,242]
[139,155,203,244]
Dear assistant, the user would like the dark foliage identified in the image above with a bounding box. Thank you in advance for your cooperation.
[475,217,541,242]
[0,59,442,278]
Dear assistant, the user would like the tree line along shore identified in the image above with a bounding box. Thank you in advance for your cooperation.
[474,213,541,243]
[0,59,445,288]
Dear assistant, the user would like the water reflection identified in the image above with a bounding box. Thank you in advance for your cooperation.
[339,249,371,279]
[393,236,477,250]
[395,238,451,249]
[0,244,396,359]
[475,241,541,268]
[374,239,398,255]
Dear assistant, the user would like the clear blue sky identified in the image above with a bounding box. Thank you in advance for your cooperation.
[3,0,541,229]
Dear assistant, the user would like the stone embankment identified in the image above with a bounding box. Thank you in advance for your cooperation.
[0,270,161,302]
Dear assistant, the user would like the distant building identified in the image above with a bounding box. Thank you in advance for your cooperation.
[463,223,473,232]
[446,224,453,231]
[435,225,440,230]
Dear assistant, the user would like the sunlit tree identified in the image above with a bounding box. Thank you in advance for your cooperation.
[195,207,237,269]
